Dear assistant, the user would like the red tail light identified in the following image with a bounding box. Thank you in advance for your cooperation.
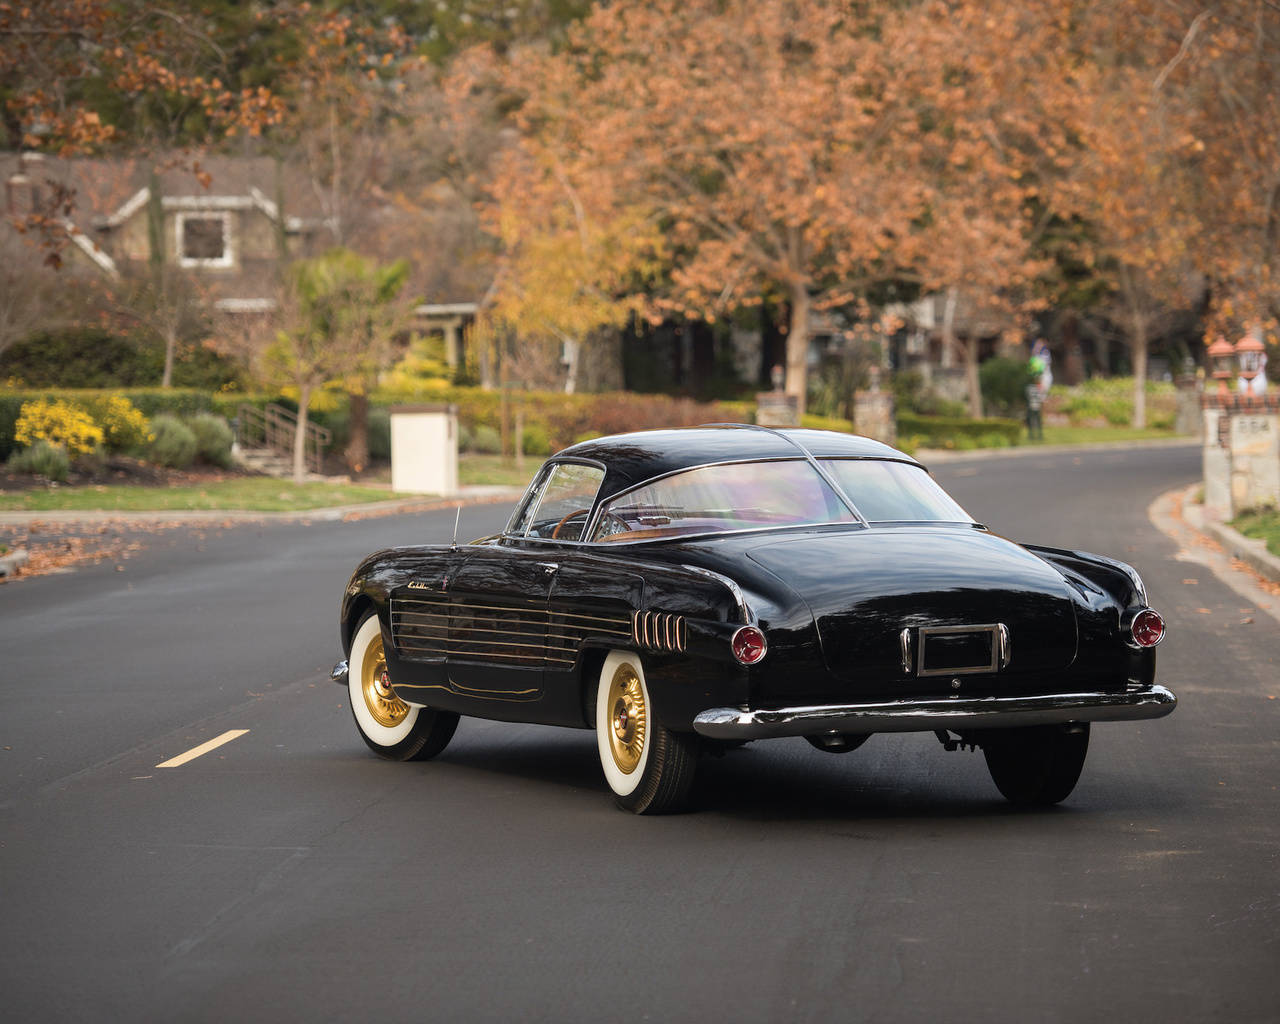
[1130,609,1165,648]
[731,625,767,665]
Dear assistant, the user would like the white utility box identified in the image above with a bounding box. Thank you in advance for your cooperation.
[390,404,458,496]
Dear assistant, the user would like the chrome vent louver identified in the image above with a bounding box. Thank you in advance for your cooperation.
[633,611,687,653]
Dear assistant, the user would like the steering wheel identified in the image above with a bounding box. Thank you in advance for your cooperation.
[592,512,631,540]
[551,508,592,539]
[551,509,631,540]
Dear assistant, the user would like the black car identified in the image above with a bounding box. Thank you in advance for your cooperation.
[333,425,1174,813]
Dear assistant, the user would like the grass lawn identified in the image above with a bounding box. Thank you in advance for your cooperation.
[0,478,419,513]
[0,456,543,513]
[1231,506,1280,558]
[1034,425,1182,446]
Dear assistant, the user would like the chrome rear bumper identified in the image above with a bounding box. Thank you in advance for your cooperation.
[692,685,1177,739]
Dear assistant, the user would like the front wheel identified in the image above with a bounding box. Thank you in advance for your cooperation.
[348,611,459,761]
[595,650,698,814]
[982,723,1090,805]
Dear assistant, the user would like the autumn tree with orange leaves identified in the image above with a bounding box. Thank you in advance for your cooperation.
[485,0,1084,413]
[1133,3,1280,359]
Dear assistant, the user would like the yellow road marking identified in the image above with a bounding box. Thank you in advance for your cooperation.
[156,729,249,768]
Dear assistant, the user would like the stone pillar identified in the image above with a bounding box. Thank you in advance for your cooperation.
[1175,373,1203,440]
[1201,393,1280,520]
[1202,405,1231,521]
[1229,409,1279,512]
[854,389,897,445]
[756,391,799,427]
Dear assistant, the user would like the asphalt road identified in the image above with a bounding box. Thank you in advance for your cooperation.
[2,440,1277,1023]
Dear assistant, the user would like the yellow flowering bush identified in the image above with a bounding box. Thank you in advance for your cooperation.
[94,395,155,450]
[13,399,104,457]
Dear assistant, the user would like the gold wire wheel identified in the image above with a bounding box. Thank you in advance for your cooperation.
[360,630,409,728]
[607,662,648,775]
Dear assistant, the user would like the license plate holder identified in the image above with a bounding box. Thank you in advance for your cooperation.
[916,624,1006,677]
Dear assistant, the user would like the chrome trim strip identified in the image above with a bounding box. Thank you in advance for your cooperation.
[680,564,751,623]
[998,623,1011,668]
[692,685,1178,739]
[899,628,912,674]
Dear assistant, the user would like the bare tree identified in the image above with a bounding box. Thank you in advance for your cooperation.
[101,261,210,387]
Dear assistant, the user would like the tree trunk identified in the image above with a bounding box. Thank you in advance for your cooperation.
[562,337,579,394]
[965,335,982,418]
[786,281,810,415]
[161,329,176,389]
[293,385,312,484]
[1131,331,1148,429]
[345,390,369,473]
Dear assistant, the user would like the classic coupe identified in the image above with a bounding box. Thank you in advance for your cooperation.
[333,425,1175,813]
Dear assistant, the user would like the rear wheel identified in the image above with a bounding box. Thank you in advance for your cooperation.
[596,650,698,814]
[348,611,459,761]
[982,723,1090,805]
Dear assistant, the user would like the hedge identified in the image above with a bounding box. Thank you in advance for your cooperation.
[897,413,1023,450]
[214,387,752,455]
[0,389,215,460]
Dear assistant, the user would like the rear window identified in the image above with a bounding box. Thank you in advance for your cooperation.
[818,459,973,523]
[594,460,857,542]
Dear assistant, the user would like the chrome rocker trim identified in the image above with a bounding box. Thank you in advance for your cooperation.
[331,660,349,685]
[692,685,1178,739]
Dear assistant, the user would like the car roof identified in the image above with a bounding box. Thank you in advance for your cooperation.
[554,424,920,497]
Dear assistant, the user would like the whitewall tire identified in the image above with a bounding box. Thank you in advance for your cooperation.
[595,650,697,814]
[349,611,458,761]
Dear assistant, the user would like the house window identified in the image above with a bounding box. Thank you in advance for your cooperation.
[177,212,232,267]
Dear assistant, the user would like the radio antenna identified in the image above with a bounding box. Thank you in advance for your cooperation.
[450,505,461,552]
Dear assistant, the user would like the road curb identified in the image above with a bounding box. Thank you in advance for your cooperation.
[1180,485,1280,586]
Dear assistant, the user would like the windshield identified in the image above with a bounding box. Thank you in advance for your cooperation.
[818,458,973,523]
[594,459,858,542]
[508,462,606,540]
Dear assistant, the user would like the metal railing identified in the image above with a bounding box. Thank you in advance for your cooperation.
[236,403,331,476]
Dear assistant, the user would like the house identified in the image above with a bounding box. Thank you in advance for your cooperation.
[1,151,334,312]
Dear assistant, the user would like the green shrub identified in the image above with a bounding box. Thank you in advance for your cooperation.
[187,412,234,467]
[83,395,154,452]
[801,414,854,433]
[520,423,552,456]
[0,327,245,390]
[0,389,213,460]
[471,425,501,454]
[979,357,1035,418]
[896,413,1022,449]
[13,398,104,456]
[148,415,198,469]
[8,439,71,482]
[457,424,474,451]
[889,371,969,418]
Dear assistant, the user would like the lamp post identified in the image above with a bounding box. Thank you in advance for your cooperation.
[1234,333,1266,396]
[1207,335,1236,397]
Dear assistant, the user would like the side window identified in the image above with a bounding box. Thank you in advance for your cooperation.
[508,462,605,540]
